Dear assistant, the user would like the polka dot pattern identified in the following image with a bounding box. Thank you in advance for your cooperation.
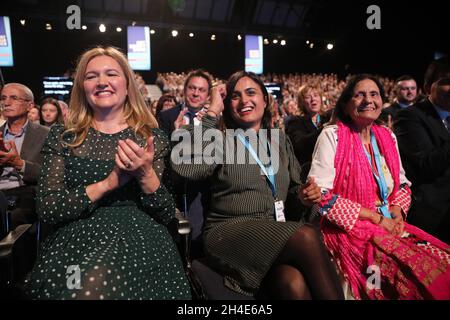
[24,125,191,300]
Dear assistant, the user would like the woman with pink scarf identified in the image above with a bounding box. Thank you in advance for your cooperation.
[309,74,450,299]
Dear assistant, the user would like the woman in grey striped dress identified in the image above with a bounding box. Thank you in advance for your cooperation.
[172,71,343,299]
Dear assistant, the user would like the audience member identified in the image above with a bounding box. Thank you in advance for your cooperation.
[173,71,344,299]
[395,57,450,243]
[39,97,63,127]
[286,84,331,181]
[24,47,191,300]
[27,105,40,123]
[0,83,49,228]
[380,75,417,128]
[309,74,450,299]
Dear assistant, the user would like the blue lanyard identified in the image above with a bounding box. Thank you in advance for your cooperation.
[237,134,277,199]
[312,114,321,128]
[363,132,391,218]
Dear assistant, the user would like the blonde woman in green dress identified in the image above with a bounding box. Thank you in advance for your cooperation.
[25,47,191,300]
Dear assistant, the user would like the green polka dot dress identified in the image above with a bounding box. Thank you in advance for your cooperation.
[24,125,191,300]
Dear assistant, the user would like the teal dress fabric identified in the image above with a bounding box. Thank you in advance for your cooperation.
[24,125,191,300]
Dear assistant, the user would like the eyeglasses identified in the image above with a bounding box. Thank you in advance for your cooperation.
[0,95,31,103]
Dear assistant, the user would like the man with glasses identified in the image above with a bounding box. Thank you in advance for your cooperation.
[395,57,450,243]
[0,83,49,231]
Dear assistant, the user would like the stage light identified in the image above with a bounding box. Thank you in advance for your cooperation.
[82,25,87,30]
[264,38,269,45]
[327,43,334,50]
[272,39,278,44]
[172,30,178,37]
[189,32,194,37]
[99,24,106,32]
[237,34,242,41]
[116,27,122,32]
[150,29,156,34]
[211,34,216,40]
[20,19,26,26]
[280,40,286,46]
[309,42,314,49]
[306,40,310,44]
[45,23,52,31]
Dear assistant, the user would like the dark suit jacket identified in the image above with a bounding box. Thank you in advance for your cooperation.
[1,121,50,185]
[394,98,450,241]
[158,104,184,138]
[285,113,330,181]
[383,102,403,118]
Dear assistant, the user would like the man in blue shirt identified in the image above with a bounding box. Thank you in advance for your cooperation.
[0,83,49,231]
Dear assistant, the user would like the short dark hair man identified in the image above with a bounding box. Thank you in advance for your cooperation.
[395,57,450,243]
[380,75,417,128]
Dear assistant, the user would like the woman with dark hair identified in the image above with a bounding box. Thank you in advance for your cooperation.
[309,74,450,299]
[155,94,176,120]
[39,97,63,127]
[173,71,343,299]
[286,84,331,181]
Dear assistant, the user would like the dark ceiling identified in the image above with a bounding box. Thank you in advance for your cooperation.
[3,0,449,46]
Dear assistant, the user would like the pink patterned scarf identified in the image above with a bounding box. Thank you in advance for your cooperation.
[321,121,450,299]
[333,121,400,209]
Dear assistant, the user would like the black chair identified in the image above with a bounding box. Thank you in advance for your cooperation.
[0,193,41,299]
[176,204,256,300]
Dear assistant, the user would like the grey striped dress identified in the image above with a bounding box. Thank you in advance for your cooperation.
[171,115,306,296]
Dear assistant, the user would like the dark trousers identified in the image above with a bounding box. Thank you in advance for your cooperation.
[2,185,37,230]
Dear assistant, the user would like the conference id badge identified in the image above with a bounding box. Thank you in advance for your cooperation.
[274,200,286,222]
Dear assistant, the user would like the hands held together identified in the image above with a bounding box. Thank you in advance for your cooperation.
[103,136,159,195]
[369,205,405,236]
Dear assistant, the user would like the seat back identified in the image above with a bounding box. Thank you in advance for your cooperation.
[176,196,255,300]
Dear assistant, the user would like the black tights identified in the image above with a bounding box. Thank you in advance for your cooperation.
[260,224,344,300]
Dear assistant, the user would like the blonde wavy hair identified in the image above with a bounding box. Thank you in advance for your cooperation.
[63,46,158,148]
[297,84,325,117]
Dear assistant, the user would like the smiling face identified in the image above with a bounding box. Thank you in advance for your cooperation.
[229,76,267,131]
[184,76,209,109]
[345,79,383,127]
[83,55,127,114]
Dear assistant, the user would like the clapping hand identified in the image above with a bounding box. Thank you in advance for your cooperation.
[115,136,160,193]
[174,107,189,130]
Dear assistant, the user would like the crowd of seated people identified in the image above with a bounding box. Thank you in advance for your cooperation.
[1,50,449,300]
